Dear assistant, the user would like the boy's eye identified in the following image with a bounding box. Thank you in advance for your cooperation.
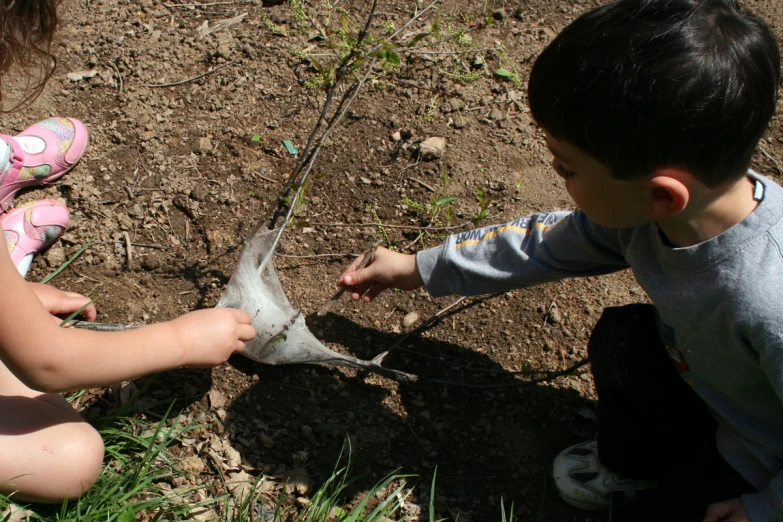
[554,163,577,179]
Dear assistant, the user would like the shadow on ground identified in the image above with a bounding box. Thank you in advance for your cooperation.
[220,312,596,521]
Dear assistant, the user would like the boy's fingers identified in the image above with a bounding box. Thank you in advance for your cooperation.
[345,266,376,287]
[348,283,373,301]
[338,254,366,284]
[361,284,385,302]
[234,340,246,353]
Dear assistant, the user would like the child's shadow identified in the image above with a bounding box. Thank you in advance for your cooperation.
[225,312,594,521]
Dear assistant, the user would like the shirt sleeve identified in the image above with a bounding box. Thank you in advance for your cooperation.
[744,478,783,521]
[740,315,783,520]
[416,210,630,297]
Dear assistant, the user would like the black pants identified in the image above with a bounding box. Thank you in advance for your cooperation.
[588,304,755,522]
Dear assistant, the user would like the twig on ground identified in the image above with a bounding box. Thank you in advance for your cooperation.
[404,419,427,450]
[73,270,104,284]
[142,60,235,88]
[111,62,123,96]
[164,2,236,7]
[275,252,359,259]
[403,46,502,55]
[760,146,783,175]
[253,171,282,184]
[123,232,133,270]
[541,296,557,328]
[390,295,472,351]
[234,142,284,162]
[408,177,437,193]
[96,241,168,250]
[268,380,316,400]
[423,358,589,389]
[401,230,425,251]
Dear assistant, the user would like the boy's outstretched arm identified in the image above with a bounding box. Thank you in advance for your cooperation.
[337,246,423,302]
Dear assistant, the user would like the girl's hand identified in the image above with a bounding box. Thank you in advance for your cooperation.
[336,247,423,302]
[169,308,256,368]
[28,282,97,322]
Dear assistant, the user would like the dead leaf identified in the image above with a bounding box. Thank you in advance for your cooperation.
[283,468,311,495]
[1,504,34,522]
[402,311,420,328]
[66,69,99,81]
[179,455,206,474]
[209,389,227,409]
[225,445,242,468]
[227,470,254,501]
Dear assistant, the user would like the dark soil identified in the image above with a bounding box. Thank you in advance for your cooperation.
[10,0,783,520]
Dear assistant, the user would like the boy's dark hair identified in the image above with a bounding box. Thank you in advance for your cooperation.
[528,0,780,187]
[0,0,59,110]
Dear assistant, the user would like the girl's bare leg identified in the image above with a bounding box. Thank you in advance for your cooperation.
[0,360,103,503]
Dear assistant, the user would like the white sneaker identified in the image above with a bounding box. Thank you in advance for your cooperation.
[552,441,657,510]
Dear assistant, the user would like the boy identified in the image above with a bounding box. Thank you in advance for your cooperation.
[336,0,782,520]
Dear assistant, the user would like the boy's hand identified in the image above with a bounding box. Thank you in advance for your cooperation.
[29,282,97,322]
[703,497,749,522]
[169,308,256,367]
[337,246,423,302]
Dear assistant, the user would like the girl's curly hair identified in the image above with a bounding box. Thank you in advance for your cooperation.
[0,0,59,111]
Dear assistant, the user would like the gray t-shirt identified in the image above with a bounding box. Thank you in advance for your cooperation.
[416,173,783,520]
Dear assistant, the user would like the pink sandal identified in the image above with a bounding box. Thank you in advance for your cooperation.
[1,199,70,277]
[0,117,89,209]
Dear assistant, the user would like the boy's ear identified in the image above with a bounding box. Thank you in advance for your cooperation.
[645,169,691,219]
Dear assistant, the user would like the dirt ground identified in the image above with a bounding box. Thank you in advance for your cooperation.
[8,0,783,520]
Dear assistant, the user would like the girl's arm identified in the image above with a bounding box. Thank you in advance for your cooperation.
[0,232,255,393]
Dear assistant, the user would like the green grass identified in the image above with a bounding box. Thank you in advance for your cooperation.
[0,393,420,522]
[0,386,530,521]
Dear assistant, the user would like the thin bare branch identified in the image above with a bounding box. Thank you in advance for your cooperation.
[142,60,235,88]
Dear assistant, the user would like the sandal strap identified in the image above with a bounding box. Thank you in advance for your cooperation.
[0,134,26,175]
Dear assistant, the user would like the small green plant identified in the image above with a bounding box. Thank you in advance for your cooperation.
[293,460,413,521]
[473,187,492,226]
[482,0,497,26]
[262,14,287,36]
[366,205,393,247]
[494,66,521,87]
[291,0,307,23]
[429,467,447,522]
[423,93,440,122]
[404,164,459,227]
[441,65,484,83]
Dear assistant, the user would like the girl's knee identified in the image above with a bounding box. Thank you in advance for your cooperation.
[58,423,105,500]
[7,422,106,503]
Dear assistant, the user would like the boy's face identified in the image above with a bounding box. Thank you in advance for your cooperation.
[543,130,651,228]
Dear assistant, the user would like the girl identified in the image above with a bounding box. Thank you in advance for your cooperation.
[0,0,256,503]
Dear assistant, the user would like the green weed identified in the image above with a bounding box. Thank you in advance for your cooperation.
[473,187,493,226]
